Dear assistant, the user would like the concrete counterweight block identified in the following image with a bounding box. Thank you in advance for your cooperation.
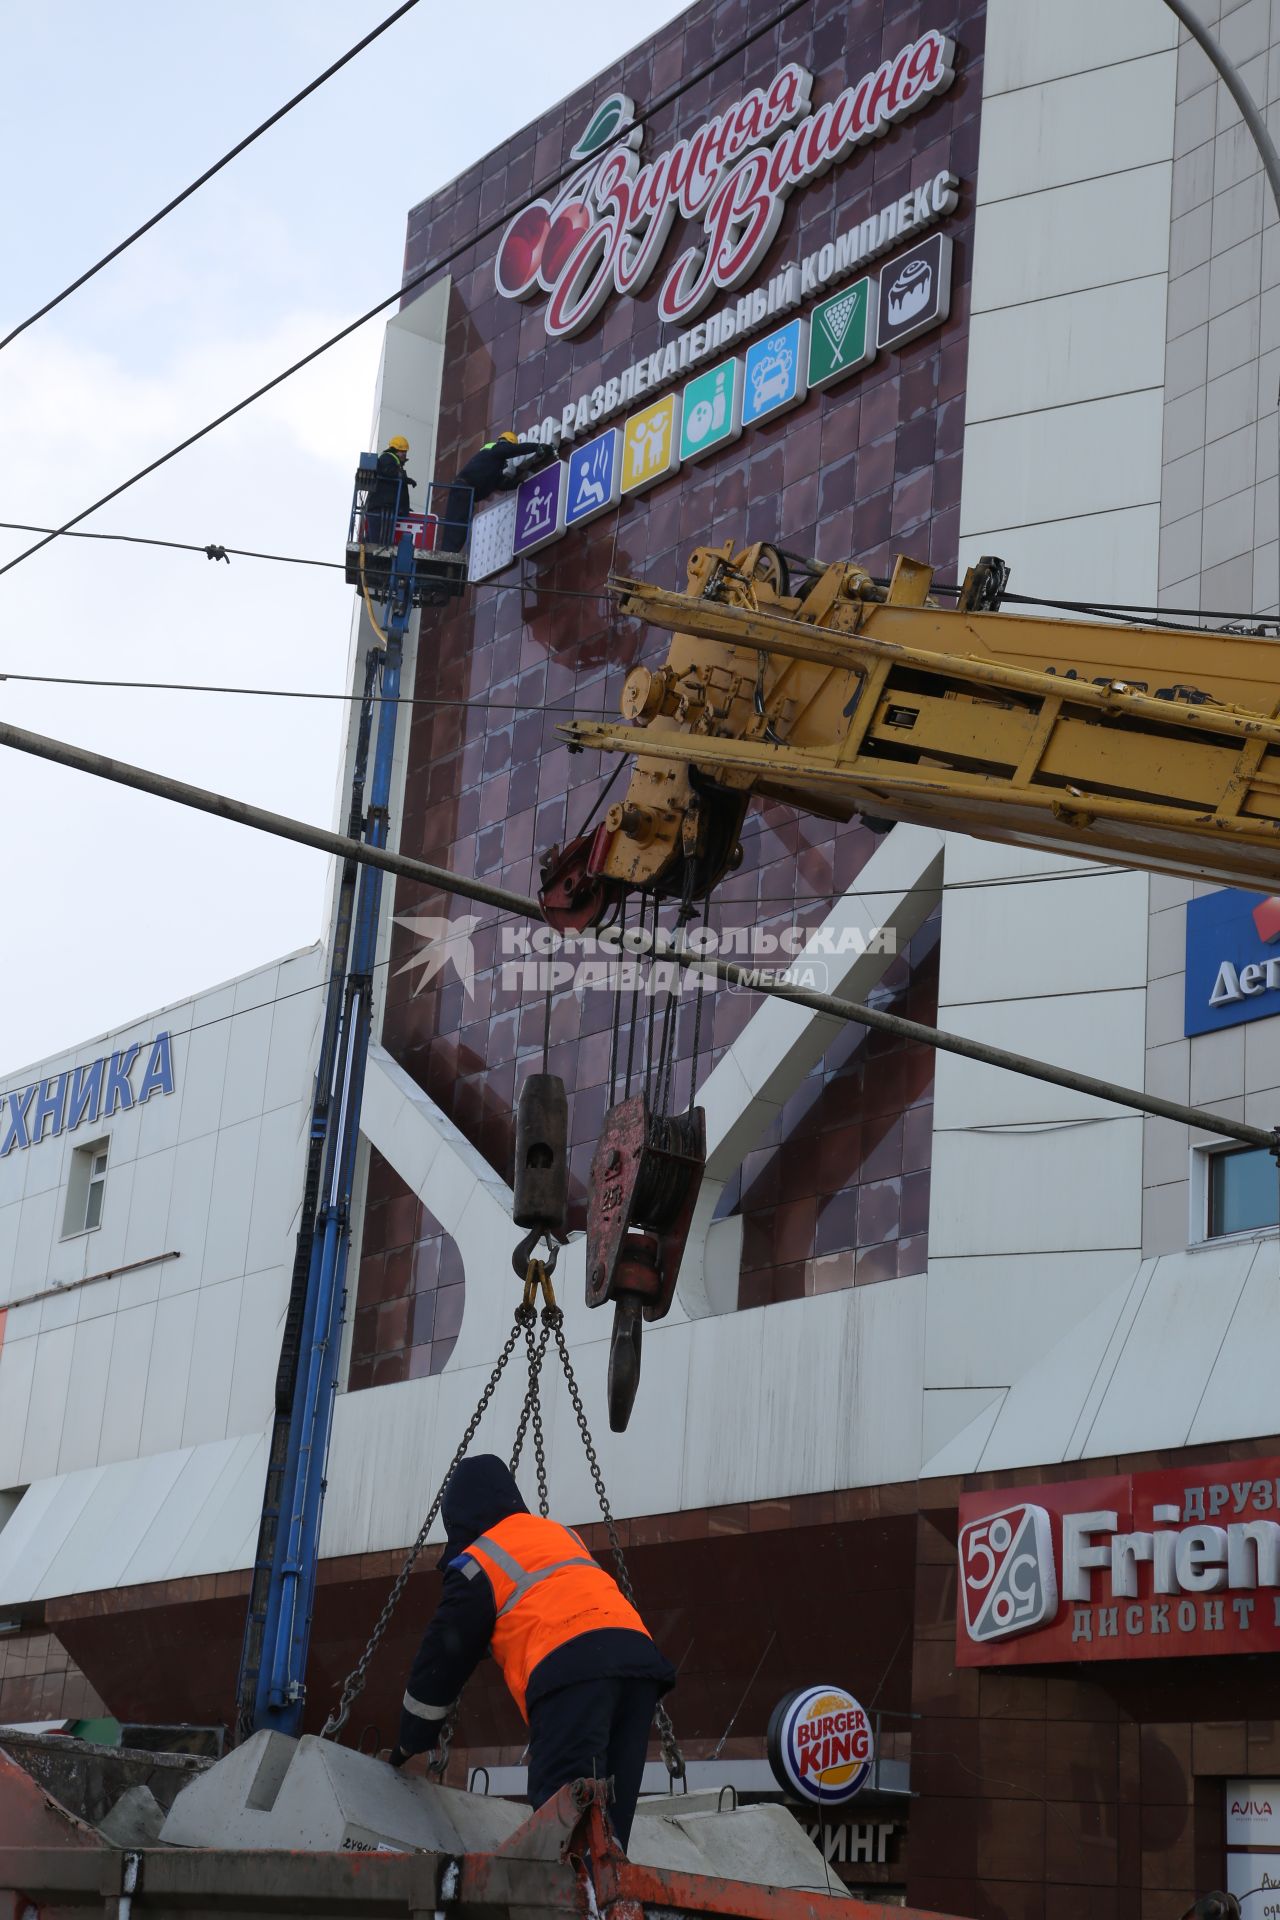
[159,1732,526,1854]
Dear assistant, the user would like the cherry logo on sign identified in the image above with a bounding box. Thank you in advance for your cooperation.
[959,1503,1058,1643]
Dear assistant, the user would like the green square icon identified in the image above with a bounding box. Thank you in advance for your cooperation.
[807,279,874,391]
[679,357,743,462]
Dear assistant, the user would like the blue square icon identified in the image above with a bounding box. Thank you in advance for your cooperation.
[742,319,808,426]
[566,428,622,528]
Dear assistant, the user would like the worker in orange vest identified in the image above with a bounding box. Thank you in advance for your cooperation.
[388,1455,674,1846]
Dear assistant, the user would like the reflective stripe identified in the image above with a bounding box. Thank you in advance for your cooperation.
[473,1530,601,1616]
[474,1535,527,1583]
[496,1557,600,1617]
[402,1691,449,1722]
[452,1555,482,1581]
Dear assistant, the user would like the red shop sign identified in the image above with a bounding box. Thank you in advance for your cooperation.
[956,1459,1280,1666]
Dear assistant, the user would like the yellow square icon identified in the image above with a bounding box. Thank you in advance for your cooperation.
[621,392,682,497]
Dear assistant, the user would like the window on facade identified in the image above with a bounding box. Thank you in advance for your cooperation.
[1206,1145,1280,1239]
[61,1138,109,1237]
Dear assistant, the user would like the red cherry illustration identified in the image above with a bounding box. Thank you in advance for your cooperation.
[539,202,592,287]
[495,202,551,297]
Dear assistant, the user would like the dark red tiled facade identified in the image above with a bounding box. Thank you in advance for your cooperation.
[349,0,986,1389]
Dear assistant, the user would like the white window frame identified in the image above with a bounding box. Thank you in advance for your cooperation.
[60,1136,110,1240]
[1190,1140,1280,1247]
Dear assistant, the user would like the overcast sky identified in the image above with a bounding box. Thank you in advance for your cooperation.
[0,0,689,1073]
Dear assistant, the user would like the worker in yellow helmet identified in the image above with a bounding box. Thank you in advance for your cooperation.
[440,430,552,551]
[367,434,416,542]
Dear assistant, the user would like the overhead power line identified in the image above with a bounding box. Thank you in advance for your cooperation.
[4,515,1276,639]
[0,0,421,354]
[0,712,1269,1154]
[0,0,814,584]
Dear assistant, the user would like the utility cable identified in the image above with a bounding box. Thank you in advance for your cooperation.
[0,1,421,353]
[0,520,344,569]
[0,0,815,583]
[6,515,1277,635]
[0,669,621,716]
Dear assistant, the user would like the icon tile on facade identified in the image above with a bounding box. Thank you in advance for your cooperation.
[807,279,875,391]
[565,427,622,528]
[512,460,567,556]
[742,318,808,426]
[679,358,743,463]
[621,393,682,496]
[876,233,953,354]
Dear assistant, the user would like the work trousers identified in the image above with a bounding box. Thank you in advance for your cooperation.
[439,484,473,551]
[526,1676,661,1849]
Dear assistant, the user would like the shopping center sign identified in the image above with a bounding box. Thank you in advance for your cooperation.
[495,33,957,340]
[957,1460,1280,1666]
[1185,889,1280,1035]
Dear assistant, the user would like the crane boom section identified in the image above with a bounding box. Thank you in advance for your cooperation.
[553,543,1280,902]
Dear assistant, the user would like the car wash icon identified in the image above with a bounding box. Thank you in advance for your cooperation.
[742,318,807,425]
[959,1502,1058,1644]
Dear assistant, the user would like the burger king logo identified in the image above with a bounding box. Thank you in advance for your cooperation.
[766,1686,875,1806]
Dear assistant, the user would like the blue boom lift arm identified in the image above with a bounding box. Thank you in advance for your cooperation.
[234,461,468,1740]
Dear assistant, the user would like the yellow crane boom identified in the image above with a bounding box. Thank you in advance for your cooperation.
[539,540,1280,928]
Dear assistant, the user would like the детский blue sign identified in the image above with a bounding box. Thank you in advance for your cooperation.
[1185,890,1280,1036]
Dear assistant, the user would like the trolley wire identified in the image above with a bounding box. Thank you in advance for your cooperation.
[0,1,422,353]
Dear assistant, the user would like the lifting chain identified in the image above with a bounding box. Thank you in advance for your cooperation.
[322,1257,684,1788]
[545,1304,685,1784]
[320,1306,531,1740]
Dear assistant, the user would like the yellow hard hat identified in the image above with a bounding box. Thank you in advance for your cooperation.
[387,434,409,454]
[498,431,519,444]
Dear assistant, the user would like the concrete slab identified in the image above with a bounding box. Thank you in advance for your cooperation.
[160,1732,526,1855]
[629,1798,846,1891]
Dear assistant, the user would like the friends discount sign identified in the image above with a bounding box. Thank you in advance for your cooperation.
[495,35,957,338]
[767,1686,875,1806]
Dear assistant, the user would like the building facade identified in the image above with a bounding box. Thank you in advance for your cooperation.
[4,0,1280,1913]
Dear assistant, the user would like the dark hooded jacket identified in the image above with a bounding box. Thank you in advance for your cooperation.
[395,1455,673,1758]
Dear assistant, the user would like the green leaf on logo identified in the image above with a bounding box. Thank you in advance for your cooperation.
[570,92,635,159]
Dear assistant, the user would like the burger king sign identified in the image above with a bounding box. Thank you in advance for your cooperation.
[767,1686,876,1807]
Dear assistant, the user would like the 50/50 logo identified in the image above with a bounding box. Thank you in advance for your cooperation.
[960,1503,1058,1644]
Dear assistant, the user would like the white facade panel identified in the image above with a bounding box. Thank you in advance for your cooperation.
[961,391,1168,535]
[981,0,1175,96]
[57,1314,113,1474]
[930,1120,1144,1257]
[938,870,1150,1006]
[971,169,1176,315]
[976,53,1178,203]
[964,279,1170,424]
[924,1252,1142,1391]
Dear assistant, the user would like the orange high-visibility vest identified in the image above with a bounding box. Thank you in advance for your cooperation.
[464,1514,651,1721]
